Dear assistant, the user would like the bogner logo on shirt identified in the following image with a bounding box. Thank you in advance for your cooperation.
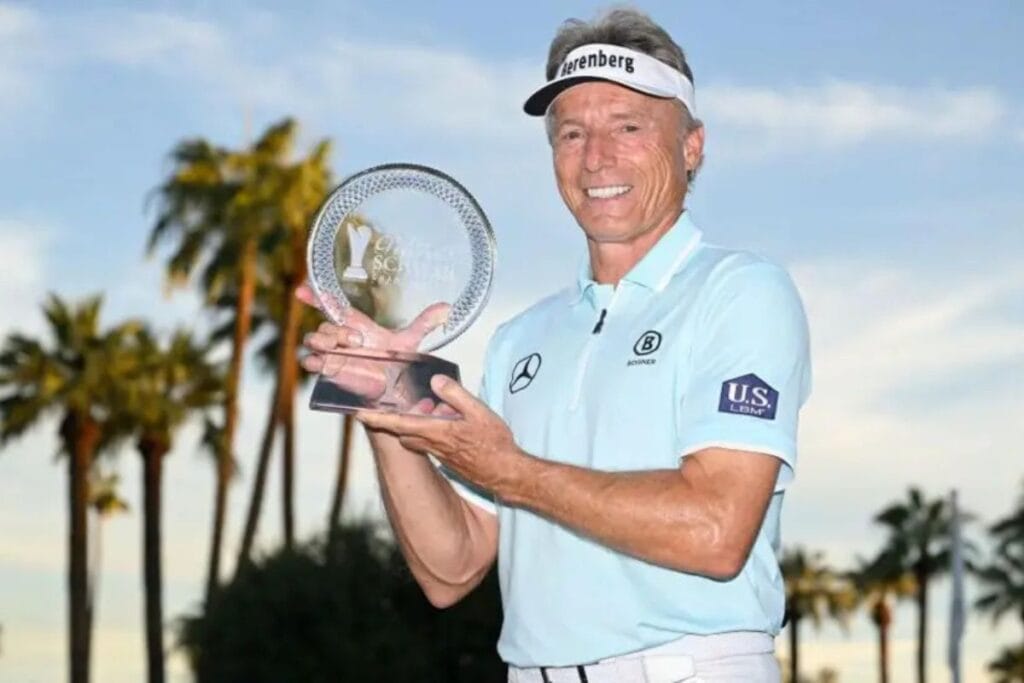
[718,374,778,420]
[627,330,662,366]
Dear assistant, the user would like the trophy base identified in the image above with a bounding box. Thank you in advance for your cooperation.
[309,347,461,417]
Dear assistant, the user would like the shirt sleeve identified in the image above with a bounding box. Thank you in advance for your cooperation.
[433,332,503,515]
[676,260,812,490]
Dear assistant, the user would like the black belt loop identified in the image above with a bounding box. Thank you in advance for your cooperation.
[576,665,590,683]
[540,667,552,683]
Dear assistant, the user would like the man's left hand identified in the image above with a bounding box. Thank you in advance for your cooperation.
[356,375,526,496]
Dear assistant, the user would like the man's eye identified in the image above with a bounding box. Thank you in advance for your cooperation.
[622,124,640,133]
[561,130,583,141]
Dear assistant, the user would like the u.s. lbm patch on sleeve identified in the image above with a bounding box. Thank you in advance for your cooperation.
[718,374,778,420]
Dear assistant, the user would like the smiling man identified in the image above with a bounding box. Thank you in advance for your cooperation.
[301,8,810,683]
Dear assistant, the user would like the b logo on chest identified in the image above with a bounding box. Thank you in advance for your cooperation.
[627,330,662,367]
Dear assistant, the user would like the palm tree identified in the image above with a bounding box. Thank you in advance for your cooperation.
[0,294,138,683]
[234,289,321,565]
[849,549,916,683]
[149,119,299,602]
[263,129,331,548]
[114,328,222,683]
[989,644,1024,683]
[976,482,1024,639]
[780,546,855,683]
[874,487,956,683]
[233,126,331,558]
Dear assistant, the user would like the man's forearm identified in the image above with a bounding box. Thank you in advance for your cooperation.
[499,448,775,579]
[368,430,496,601]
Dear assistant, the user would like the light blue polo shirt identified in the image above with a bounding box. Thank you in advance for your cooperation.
[445,211,811,667]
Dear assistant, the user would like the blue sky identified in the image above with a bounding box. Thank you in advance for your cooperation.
[0,2,1022,682]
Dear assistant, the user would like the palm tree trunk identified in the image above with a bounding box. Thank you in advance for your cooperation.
[205,236,257,602]
[278,265,304,550]
[328,416,354,533]
[66,412,100,683]
[916,570,928,683]
[87,509,100,638]
[789,614,800,683]
[236,377,282,570]
[873,599,892,683]
[281,395,296,548]
[140,437,169,683]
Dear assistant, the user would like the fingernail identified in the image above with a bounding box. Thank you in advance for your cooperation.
[347,331,363,347]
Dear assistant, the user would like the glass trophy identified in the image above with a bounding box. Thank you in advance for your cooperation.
[306,164,495,416]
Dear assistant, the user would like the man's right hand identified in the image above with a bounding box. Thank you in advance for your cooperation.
[296,283,454,414]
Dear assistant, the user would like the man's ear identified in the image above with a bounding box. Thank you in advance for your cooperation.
[684,123,705,177]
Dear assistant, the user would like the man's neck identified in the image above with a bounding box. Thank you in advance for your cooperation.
[586,207,684,286]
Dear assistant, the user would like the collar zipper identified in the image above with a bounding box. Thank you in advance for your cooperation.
[571,289,621,411]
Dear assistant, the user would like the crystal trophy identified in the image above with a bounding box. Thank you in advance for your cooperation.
[306,164,495,415]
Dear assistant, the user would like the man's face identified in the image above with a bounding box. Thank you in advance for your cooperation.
[550,81,700,244]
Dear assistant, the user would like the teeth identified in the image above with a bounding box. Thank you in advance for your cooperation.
[586,185,631,199]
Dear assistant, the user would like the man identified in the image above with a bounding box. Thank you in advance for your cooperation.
[300,8,810,683]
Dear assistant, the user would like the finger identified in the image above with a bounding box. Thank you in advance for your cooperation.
[319,355,389,399]
[304,330,339,352]
[295,282,322,310]
[300,354,325,373]
[305,327,363,352]
[356,409,434,436]
[399,302,451,345]
[432,402,459,419]
[410,398,436,416]
[429,375,479,418]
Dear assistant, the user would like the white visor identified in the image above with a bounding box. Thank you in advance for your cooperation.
[523,43,696,118]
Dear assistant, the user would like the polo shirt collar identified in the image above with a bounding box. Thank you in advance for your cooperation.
[573,211,703,304]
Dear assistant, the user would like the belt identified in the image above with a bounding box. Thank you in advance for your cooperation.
[509,632,774,683]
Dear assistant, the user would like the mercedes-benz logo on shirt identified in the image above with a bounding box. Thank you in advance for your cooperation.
[509,353,542,394]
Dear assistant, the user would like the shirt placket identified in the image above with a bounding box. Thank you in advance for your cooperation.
[569,284,622,412]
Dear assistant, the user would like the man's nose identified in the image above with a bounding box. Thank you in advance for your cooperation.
[583,132,614,172]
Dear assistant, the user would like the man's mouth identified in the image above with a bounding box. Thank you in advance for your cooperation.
[585,185,632,199]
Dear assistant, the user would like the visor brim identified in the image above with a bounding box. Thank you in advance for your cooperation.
[523,75,676,116]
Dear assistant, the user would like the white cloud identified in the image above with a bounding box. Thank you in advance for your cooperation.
[0,220,49,336]
[784,258,1024,565]
[12,6,1020,153]
[703,82,1008,155]
[70,10,539,141]
[86,12,226,68]
[309,41,538,139]
[0,3,42,118]
[0,2,36,38]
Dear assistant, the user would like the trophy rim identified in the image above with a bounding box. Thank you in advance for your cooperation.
[306,162,496,353]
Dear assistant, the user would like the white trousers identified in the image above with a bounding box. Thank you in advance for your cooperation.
[508,632,780,683]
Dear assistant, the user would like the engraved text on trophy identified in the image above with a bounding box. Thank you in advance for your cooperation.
[370,234,457,287]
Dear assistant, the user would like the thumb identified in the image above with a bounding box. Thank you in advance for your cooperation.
[429,374,477,418]
[295,282,322,310]
[402,302,451,342]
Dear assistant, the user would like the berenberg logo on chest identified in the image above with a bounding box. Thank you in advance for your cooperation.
[718,374,778,420]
